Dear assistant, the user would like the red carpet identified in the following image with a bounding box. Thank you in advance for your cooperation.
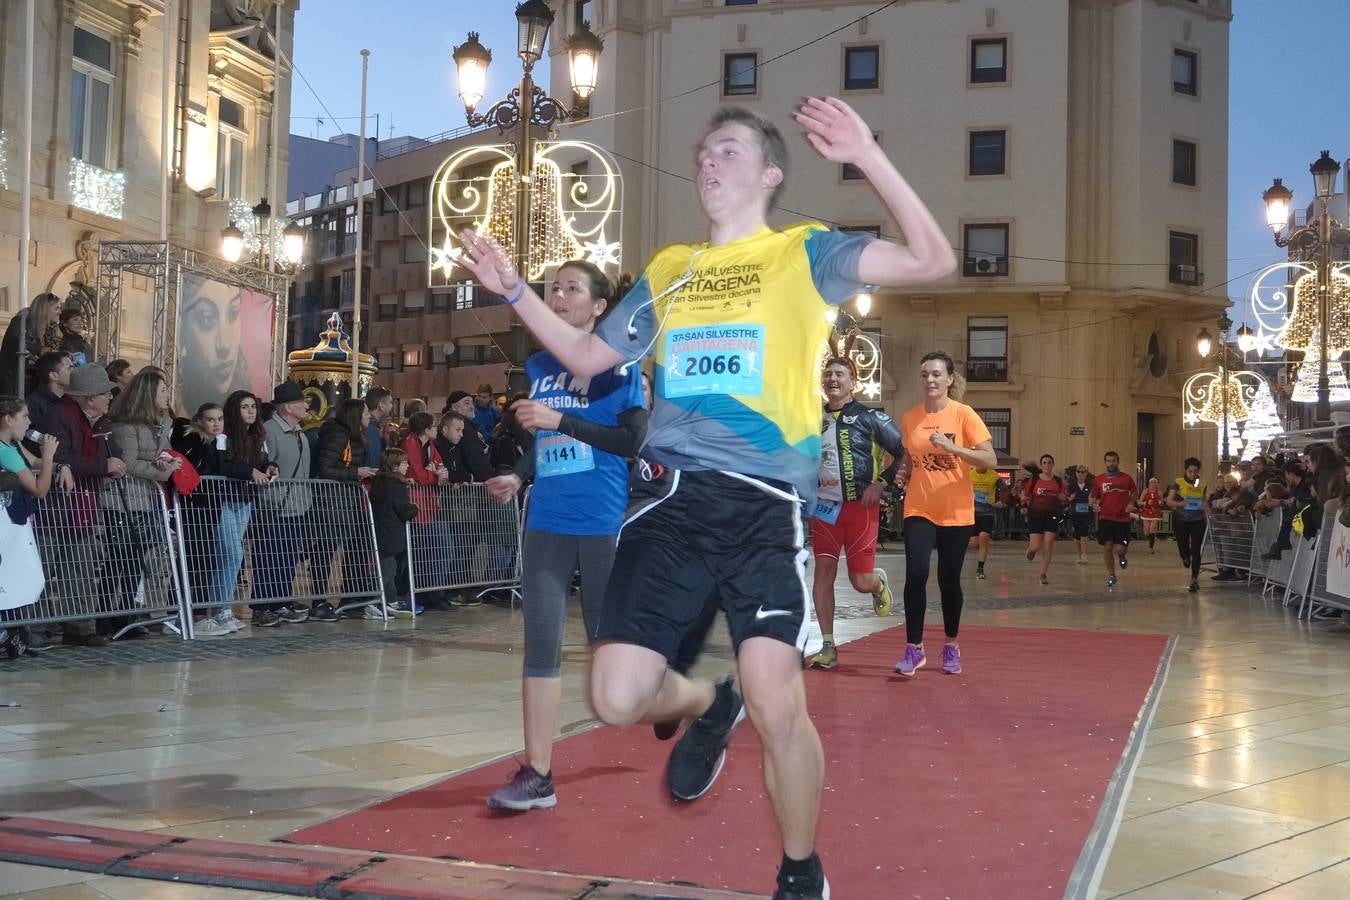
[285,625,1168,897]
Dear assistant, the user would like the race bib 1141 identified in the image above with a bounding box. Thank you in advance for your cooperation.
[662,324,765,398]
[535,430,594,477]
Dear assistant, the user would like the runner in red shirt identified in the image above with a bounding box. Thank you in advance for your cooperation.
[1137,476,1164,552]
[1089,450,1137,589]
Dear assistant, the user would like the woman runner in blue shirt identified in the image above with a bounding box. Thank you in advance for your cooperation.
[482,260,647,811]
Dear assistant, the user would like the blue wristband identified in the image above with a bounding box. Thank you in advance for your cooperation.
[502,281,525,305]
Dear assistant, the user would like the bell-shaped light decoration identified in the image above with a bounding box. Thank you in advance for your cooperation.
[282,221,305,263]
[221,222,244,263]
[452,32,492,112]
[1276,270,1350,353]
[515,0,554,66]
[566,21,603,100]
[1198,373,1251,424]
[1263,178,1293,234]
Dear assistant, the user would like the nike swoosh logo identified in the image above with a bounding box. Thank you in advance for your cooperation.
[754,607,792,620]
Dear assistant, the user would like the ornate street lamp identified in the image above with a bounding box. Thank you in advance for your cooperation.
[1236,323,1257,355]
[449,0,605,371]
[219,196,305,272]
[1262,151,1350,425]
[1195,327,1213,359]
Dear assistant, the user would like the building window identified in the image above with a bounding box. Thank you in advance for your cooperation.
[970,38,1007,84]
[379,187,398,214]
[1168,231,1201,285]
[402,347,423,368]
[430,343,451,368]
[1172,139,1197,186]
[962,224,1009,277]
[725,0,758,5]
[575,0,592,28]
[406,180,427,208]
[404,237,427,264]
[431,290,450,313]
[967,318,1009,383]
[843,46,880,91]
[71,26,115,169]
[403,289,426,316]
[1172,49,1197,95]
[968,130,1006,176]
[841,224,882,238]
[451,281,477,311]
[723,52,758,97]
[216,97,246,201]
[975,408,1011,455]
[377,351,395,371]
[377,294,398,321]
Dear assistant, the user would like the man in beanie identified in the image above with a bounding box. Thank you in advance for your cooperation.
[445,390,492,481]
[39,364,125,646]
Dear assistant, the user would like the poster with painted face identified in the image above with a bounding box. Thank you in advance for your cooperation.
[175,271,275,415]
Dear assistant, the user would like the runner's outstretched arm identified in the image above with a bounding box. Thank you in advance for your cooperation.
[794,96,956,287]
[456,229,625,377]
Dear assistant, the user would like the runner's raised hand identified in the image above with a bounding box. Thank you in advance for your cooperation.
[457,228,521,298]
[793,96,877,166]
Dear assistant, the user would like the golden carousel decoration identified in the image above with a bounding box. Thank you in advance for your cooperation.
[285,312,377,429]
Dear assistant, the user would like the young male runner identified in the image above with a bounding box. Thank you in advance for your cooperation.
[1090,450,1137,589]
[968,465,1006,579]
[456,96,954,900]
[807,356,904,670]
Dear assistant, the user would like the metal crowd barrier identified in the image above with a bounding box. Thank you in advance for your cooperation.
[172,476,387,636]
[1248,512,1282,582]
[1307,507,1350,617]
[1285,530,1320,614]
[404,482,524,605]
[2,475,188,640]
[1204,511,1255,577]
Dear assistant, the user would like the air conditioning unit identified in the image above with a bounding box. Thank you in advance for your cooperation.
[1174,264,1202,285]
[974,254,998,273]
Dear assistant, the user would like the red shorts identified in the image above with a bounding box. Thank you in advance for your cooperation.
[811,500,880,574]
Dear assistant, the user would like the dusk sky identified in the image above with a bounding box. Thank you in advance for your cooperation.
[291,1,1350,314]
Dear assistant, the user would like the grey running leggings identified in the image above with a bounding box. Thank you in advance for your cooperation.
[521,529,616,678]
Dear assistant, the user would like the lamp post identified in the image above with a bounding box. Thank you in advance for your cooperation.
[1198,313,1234,474]
[1263,151,1350,425]
[220,197,305,269]
[451,0,602,282]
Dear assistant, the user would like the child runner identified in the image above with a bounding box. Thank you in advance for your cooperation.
[481,260,647,811]
[1068,465,1094,564]
[456,97,955,899]
[1138,476,1164,553]
[1090,450,1137,589]
[968,464,1006,580]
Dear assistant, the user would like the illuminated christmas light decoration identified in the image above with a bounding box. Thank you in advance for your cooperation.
[1232,381,1282,461]
[1246,259,1350,354]
[1182,369,1266,429]
[1290,335,1350,403]
[430,139,622,285]
[0,131,9,190]
[69,157,126,219]
[820,312,883,402]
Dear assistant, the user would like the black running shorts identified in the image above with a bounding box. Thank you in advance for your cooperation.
[1071,514,1093,539]
[595,467,809,661]
[974,512,996,537]
[1097,518,1132,546]
[1027,509,1060,534]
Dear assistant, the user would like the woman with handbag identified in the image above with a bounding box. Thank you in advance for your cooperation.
[213,391,274,628]
[171,403,233,636]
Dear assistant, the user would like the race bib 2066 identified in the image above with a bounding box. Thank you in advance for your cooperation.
[662,324,765,398]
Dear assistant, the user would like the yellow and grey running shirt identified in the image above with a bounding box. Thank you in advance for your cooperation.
[970,468,1005,514]
[595,222,873,503]
[1171,476,1207,522]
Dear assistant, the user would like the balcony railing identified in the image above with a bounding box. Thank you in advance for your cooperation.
[69,158,126,219]
[966,357,1009,382]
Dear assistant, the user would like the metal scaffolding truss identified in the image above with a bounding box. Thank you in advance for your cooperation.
[96,241,290,389]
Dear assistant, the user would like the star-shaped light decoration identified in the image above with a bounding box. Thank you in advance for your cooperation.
[429,235,464,279]
[1183,409,1200,427]
[861,379,882,400]
[582,233,621,269]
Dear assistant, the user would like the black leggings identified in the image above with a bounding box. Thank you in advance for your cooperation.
[1174,518,1206,579]
[902,516,973,645]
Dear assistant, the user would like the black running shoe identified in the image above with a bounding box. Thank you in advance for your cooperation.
[653,720,681,741]
[667,678,745,801]
[774,859,830,900]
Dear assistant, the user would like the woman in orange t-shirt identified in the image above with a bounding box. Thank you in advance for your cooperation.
[894,351,996,678]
